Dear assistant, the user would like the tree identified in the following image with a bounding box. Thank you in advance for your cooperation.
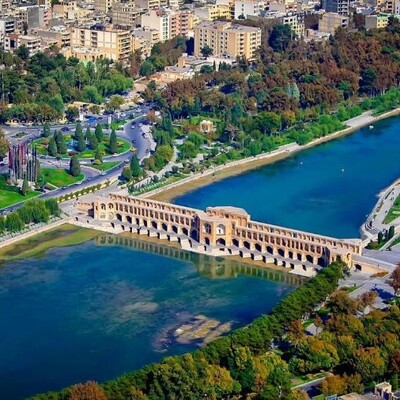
[351,347,385,383]
[95,124,103,142]
[320,374,347,396]
[85,127,91,141]
[358,291,377,312]
[67,381,107,400]
[42,122,51,137]
[269,24,294,52]
[89,133,98,151]
[378,231,384,244]
[388,225,395,240]
[74,122,83,141]
[5,212,24,232]
[109,129,118,154]
[65,107,79,123]
[48,137,58,157]
[69,155,81,177]
[387,264,400,296]
[21,178,29,196]
[130,156,142,178]
[0,129,9,159]
[45,198,60,216]
[54,130,67,154]
[15,45,29,60]
[94,148,102,163]
[121,166,132,181]
[200,45,213,58]
[107,95,125,111]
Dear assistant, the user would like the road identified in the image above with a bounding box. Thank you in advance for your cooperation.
[0,105,153,213]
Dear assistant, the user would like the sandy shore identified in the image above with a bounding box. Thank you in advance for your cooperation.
[149,108,400,203]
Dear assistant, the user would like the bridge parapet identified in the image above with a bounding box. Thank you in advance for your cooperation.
[82,193,363,270]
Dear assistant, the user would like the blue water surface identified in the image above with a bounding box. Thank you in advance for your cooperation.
[175,117,400,238]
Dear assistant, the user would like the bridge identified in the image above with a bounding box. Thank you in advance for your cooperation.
[76,193,367,276]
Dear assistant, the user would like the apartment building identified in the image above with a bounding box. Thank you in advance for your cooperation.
[141,9,170,41]
[194,3,232,21]
[318,12,348,33]
[234,0,264,19]
[322,0,350,15]
[36,26,71,48]
[112,2,144,27]
[365,12,400,28]
[135,0,167,10]
[94,0,114,13]
[70,25,132,61]
[280,12,304,36]
[194,21,261,59]
[132,26,159,55]
[170,9,193,37]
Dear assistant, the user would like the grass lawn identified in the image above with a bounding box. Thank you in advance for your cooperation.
[110,119,127,130]
[33,135,131,160]
[384,193,400,224]
[0,224,99,260]
[91,161,120,171]
[0,188,40,209]
[40,168,84,187]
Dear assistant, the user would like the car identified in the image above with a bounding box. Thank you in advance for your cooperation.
[124,159,130,163]
[132,140,136,144]
[87,177,92,181]
[61,127,70,132]
[101,171,106,176]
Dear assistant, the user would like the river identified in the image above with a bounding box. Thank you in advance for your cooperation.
[175,116,400,238]
[1,116,400,399]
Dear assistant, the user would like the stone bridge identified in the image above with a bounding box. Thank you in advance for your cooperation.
[77,193,363,275]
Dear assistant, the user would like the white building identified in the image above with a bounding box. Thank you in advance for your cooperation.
[141,9,170,41]
[234,0,264,19]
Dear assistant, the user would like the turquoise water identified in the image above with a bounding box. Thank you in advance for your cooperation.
[0,236,296,399]
[175,117,400,238]
[2,116,400,399]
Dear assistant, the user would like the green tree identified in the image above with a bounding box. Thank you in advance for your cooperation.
[109,129,118,154]
[130,156,142,178]
[6,212,24,232]
[94,148,103,163]
[89,133,98,150]
[350,347,385,383]
[0,129,9,159]
[121,166,133,181]
[42,122,51,137]
[48,137,58,156]
[85,127,91,141]
[269,24,294,52]
[95,124,103,142]
[74,122,83,141]
[69,155,81,177]
[0,216,5,233]
[45,198,60,216]
[21,178,29,196]
[200,45,213,58]
[388,225,395,240]
[65,107,79,123]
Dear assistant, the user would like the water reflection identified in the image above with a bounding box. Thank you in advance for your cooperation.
[95,234,305,287]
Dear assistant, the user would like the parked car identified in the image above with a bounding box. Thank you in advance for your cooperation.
[61,127,70,132]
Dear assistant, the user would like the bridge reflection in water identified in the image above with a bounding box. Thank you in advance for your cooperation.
[95,234,306,287]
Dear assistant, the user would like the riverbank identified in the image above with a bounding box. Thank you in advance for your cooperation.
[147,108,400,203]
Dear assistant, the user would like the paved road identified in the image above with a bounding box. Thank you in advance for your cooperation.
[0,106,153,213]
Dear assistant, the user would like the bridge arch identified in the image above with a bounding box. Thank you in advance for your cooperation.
[216,238,226,246]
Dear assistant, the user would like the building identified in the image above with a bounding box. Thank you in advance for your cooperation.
[194,3,232,21]
[322,0,350,15]
[94,0,114,13]
[135,0,166,10]
[194,21,261,59]
[319,12,349,33]
[280,12,304,36]
[365,12,400,28]
[141,9,170,41]
[36,26,71,48]
[234,0,264,19]
[170,9,193,38]
[199,120,216,134]
[374,382,400,400]
[70,26,132,61]
[112,2,144,27]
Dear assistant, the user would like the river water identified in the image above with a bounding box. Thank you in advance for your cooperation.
[176,117,400,238]
[1,116,400,399]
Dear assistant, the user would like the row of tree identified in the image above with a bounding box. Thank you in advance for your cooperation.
[0,198,60,233]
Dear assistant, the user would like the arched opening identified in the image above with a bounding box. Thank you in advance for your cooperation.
[111,222,115,229]
[255,243,262,252]
[216,224,225,235]
[162,223,168,231]
[306,255,314,263]
[203,223,212,234]
[121,225,125,231]
[126,216,132,224]
[288,251,294,259]
[278,248,285,257]
[151,221,157,229]
[232,239,239,247]
[266,245,273,254]
[243,241,251,250]
[317,257,327,267]
[191,229,199,241]
[182,227,189,236]
[116,213,123,222]
[172,225,178,234]
[205,237,211,245]
[143,220,148,227]
[297,253,302,261]
[216,238,226,246]
[136,218,140,225]
[355,264,362,271]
